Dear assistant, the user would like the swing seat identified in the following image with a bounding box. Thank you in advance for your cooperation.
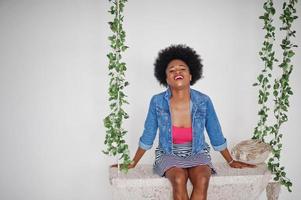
[109,162,280,200]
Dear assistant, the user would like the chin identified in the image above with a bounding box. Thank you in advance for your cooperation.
[171,84,189,90]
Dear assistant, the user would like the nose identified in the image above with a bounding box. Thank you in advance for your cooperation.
[174,69,181,74]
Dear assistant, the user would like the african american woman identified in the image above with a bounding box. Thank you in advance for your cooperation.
[121,44,255,200]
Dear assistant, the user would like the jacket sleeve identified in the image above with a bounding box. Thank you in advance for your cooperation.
[205,97,227,151]
[139,96,158,150]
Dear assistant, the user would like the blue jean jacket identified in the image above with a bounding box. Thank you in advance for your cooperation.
[139,88,227,155]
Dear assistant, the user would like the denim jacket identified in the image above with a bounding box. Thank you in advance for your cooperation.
[139,88,227,155]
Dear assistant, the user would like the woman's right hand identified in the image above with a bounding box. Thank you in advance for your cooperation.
[110,160,136,169]
[110,147,145,170]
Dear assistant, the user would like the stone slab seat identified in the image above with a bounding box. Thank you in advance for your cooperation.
[109,163,280,200]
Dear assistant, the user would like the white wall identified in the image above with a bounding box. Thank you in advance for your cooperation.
[0,0,300,199]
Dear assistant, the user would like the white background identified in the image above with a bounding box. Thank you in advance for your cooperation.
[0,0,300,199]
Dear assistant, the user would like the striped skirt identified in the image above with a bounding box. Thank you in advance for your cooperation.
[153,142,216,177]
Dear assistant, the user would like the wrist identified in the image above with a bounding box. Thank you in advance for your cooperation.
[227,159,234,165]
[131,160,137,166]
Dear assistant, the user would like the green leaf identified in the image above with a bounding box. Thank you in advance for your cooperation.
[121,46,129,51]
[257,74,264,82]
[270,7,276,15]
[287,51,295,58]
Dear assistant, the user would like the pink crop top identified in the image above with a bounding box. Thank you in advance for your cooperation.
[172,125,192,144]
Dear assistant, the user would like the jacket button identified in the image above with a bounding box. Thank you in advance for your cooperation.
[168,128,171,132]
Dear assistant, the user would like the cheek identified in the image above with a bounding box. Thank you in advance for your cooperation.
[166,74,172,81]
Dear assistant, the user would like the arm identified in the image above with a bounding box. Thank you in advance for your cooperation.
[132,96,158,167]
[205,97,227,151]
[205,97,255,168]
[220,148,256,168]
[219,148,233,164]
[128,147,146,168]
[112,96,158,169]
[138,96,158,150]
[111,147,146,169]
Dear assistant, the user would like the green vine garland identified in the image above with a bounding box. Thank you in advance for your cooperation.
[103,0,131,172]
[253,0,298,192]
[253,0,277,141]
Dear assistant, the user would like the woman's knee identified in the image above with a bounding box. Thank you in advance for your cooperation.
[191,175,210,187]
[173,172,188,186]
[166,168,188,186]
[189,166,211,187]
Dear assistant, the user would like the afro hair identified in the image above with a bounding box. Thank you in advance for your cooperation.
[154,44,203,87]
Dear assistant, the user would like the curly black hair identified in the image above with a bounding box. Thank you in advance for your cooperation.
[154,44,203,87]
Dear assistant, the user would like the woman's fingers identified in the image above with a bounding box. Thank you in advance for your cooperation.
[246,163,256,168]
[128,164,135,169]
[240,163,256,168]
[239,161,256,168]
[110,164,118,168]
[110,163,135,169]
[230,161,257,168]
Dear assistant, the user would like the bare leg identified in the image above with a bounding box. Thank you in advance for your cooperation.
[165,167,189,200]
[188,165,211,200]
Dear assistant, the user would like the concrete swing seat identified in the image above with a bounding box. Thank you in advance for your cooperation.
[109,163,280,200]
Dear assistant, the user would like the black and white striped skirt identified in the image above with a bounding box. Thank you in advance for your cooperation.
[153,142,216,177]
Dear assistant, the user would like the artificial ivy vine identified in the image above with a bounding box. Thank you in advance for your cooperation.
[253,0,298,192]
[253,0,277,141]
[103,0,131,172]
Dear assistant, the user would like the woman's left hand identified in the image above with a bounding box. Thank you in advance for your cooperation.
[229,160,256,168]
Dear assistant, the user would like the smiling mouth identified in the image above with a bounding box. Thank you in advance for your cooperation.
[174,75,184,80]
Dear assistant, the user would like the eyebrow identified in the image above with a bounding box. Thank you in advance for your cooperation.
[167,64,186,68]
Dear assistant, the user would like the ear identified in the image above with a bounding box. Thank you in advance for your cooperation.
[190,74,192,81]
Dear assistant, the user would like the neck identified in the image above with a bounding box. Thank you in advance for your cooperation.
[170,87,190,102]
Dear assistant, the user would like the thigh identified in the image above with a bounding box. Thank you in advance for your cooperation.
[188,165,211,185]
[165,167,189,184]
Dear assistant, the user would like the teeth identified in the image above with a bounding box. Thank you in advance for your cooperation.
[175,75,183,80]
